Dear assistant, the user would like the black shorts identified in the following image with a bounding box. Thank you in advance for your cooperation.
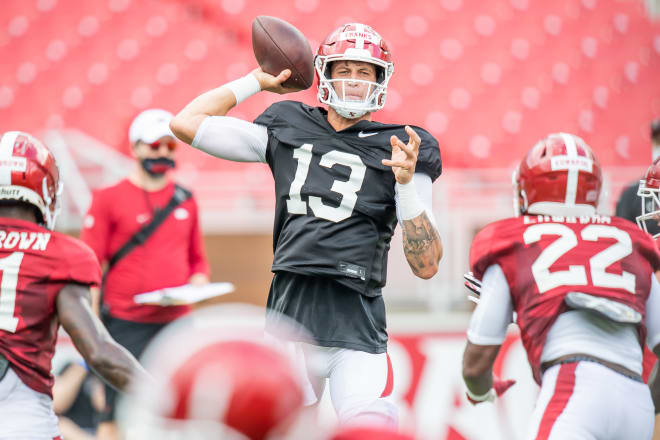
[265,271,388,354]
[96,315,167,423]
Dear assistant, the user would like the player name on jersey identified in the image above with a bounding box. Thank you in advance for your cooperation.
[523,214,612,225]
[0,230,50,251]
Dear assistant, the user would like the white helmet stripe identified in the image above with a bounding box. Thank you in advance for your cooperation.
[355,23,365,49]
[559,132,578,205]
[0,131,20,185]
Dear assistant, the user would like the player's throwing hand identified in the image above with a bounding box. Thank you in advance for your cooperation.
[382,125,420,184]
[251,68,300,95]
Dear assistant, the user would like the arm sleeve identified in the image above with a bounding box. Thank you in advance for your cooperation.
[646,273,660,350]
[466,264,514,345]
[187,198,210,277]
[79,191,111,264]
[191,116,268,163]
[395,172,437,225]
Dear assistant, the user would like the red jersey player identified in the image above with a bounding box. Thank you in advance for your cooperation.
[462,133,660,439]
[0,131,146,439]
[637,156,660,438]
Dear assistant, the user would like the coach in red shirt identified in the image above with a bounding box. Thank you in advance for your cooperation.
[80,108,209,439]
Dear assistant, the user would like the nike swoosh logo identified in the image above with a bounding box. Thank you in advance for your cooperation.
[358,131,379,138]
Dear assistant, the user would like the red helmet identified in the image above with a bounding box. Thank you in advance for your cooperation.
[513,133,602,217]
[636,157,660,238]
[315,23,394,119]
[330,426,415,440]
[119,305,306,440]
[0,131,62,229]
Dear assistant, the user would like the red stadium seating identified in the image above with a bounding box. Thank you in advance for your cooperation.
[1,0,658,202]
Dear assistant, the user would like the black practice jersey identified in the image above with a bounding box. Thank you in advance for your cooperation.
[255,101,442,296]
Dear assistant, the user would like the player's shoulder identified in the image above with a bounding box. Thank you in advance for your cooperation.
[372,122,437,148]
[255,100,317,126]
[373,122,442,181]
[470,217,525,279]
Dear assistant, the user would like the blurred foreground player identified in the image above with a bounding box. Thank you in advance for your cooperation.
[171,22,443,427]
[0,131,146,439]
[462,133,660,439]
[118,305,307,440]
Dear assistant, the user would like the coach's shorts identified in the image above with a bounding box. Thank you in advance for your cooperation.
[527,360,654,440]
[0,367,61,439]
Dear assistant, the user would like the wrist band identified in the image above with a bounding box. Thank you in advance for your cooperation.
[396,181,425,220]
[466,387,494,402]
[225,74,261,105]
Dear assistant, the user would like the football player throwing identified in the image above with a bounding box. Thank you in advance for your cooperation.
[170,23,443,427]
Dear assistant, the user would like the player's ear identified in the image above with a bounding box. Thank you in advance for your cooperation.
[130,141,141,158]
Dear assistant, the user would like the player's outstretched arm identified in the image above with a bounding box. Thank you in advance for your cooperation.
[57,283,148,392]
[462,342,515,404]
[170,68,293,145]
[400,212,442,279]
[383,126,443,278]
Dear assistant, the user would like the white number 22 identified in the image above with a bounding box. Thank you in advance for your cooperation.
[0,252,24,333]
[523,224,635,294]
[286,144,366,223]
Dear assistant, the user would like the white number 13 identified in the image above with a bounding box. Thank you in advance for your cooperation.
[286,144,366,223]
[523,224,635,294]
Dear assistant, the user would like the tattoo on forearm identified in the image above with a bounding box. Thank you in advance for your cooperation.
[402,211,441,276]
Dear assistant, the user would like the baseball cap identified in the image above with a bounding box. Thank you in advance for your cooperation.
[652,118,660,138]
[129,109,175,144]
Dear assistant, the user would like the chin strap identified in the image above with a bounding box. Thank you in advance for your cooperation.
[331,104,368,119]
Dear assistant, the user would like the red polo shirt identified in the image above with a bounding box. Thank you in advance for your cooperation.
[81,179,209,323]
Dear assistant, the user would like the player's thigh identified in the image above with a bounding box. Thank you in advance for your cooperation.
[275,340,328,406]
[0,367,60,439]
[328,348,395,425]
[527,362,653,440]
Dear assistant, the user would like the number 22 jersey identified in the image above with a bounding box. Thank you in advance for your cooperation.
[255,101,442,296]
[469,214,660,384]
[0,218,101,397]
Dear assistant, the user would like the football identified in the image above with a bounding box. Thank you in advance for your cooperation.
[251,15,315,91]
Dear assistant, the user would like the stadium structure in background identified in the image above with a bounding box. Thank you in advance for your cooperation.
[1,0,659,311]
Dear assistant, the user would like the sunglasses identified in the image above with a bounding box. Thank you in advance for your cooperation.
[146,139,178,151]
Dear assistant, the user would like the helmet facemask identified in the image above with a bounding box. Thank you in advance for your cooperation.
[637,180,660,238]
[315,54,392,119]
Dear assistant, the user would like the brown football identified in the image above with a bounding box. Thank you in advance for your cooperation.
[251,16,315,91]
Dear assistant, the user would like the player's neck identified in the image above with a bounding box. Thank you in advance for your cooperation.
[0,206,38,224]
[326,108,372,132]
[129,167,170,191]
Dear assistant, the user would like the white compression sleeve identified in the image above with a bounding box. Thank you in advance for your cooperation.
[646,273,660,349]
[395,173,436,225]
[466,264,514,345]
[191,116,268,163]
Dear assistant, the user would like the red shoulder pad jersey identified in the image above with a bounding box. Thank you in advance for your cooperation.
[0,218,101,397]
[470,214,660,384]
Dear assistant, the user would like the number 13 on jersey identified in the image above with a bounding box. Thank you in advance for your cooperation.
[286,144,366,223]
[524,224,635,294]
